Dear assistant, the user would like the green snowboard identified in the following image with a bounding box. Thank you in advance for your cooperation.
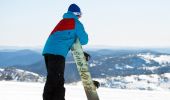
[71,39,100,100]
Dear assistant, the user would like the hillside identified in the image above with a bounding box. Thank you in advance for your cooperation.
[0,48,170,90]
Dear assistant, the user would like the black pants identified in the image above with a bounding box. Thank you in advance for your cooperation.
[43,54,65,100]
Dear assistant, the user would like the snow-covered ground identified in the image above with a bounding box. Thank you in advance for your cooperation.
[0,81,170,100]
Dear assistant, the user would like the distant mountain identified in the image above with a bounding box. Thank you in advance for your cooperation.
[86,50,170,78]
[0,49,46,75]
[0,48,170,91]
[0,49,43,66]
[0,48,170,83]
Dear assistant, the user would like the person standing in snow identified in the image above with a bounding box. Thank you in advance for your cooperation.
[42,4,89,100]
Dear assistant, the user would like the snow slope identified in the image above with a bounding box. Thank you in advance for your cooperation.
[0,81,170,100]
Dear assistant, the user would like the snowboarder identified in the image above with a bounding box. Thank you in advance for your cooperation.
[42,4,89,100]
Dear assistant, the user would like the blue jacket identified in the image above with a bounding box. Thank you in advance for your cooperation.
[42,11,88,58]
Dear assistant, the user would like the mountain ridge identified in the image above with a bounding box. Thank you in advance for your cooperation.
[0,48,170,83]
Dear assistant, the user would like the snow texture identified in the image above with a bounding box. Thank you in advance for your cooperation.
[138,53,170,64]
[0,81,170,100]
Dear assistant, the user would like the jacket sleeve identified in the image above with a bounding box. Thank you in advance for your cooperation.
[75,20,88,45]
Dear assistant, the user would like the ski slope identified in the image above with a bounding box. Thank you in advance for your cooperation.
[0,81,170,100]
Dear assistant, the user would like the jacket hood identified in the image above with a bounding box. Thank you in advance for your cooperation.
[63,11,78,19]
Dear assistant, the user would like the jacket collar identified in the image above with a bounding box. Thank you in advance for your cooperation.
[63,11,78,19]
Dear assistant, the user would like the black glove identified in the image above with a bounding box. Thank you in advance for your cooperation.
[84,52,91,61]
[93,80,100,88]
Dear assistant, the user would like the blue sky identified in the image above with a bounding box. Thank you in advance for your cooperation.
[0,0,170,47]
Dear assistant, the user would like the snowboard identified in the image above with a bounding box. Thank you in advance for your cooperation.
[71,38,100,100]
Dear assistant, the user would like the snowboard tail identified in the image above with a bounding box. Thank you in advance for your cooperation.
[71,39,99,100]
